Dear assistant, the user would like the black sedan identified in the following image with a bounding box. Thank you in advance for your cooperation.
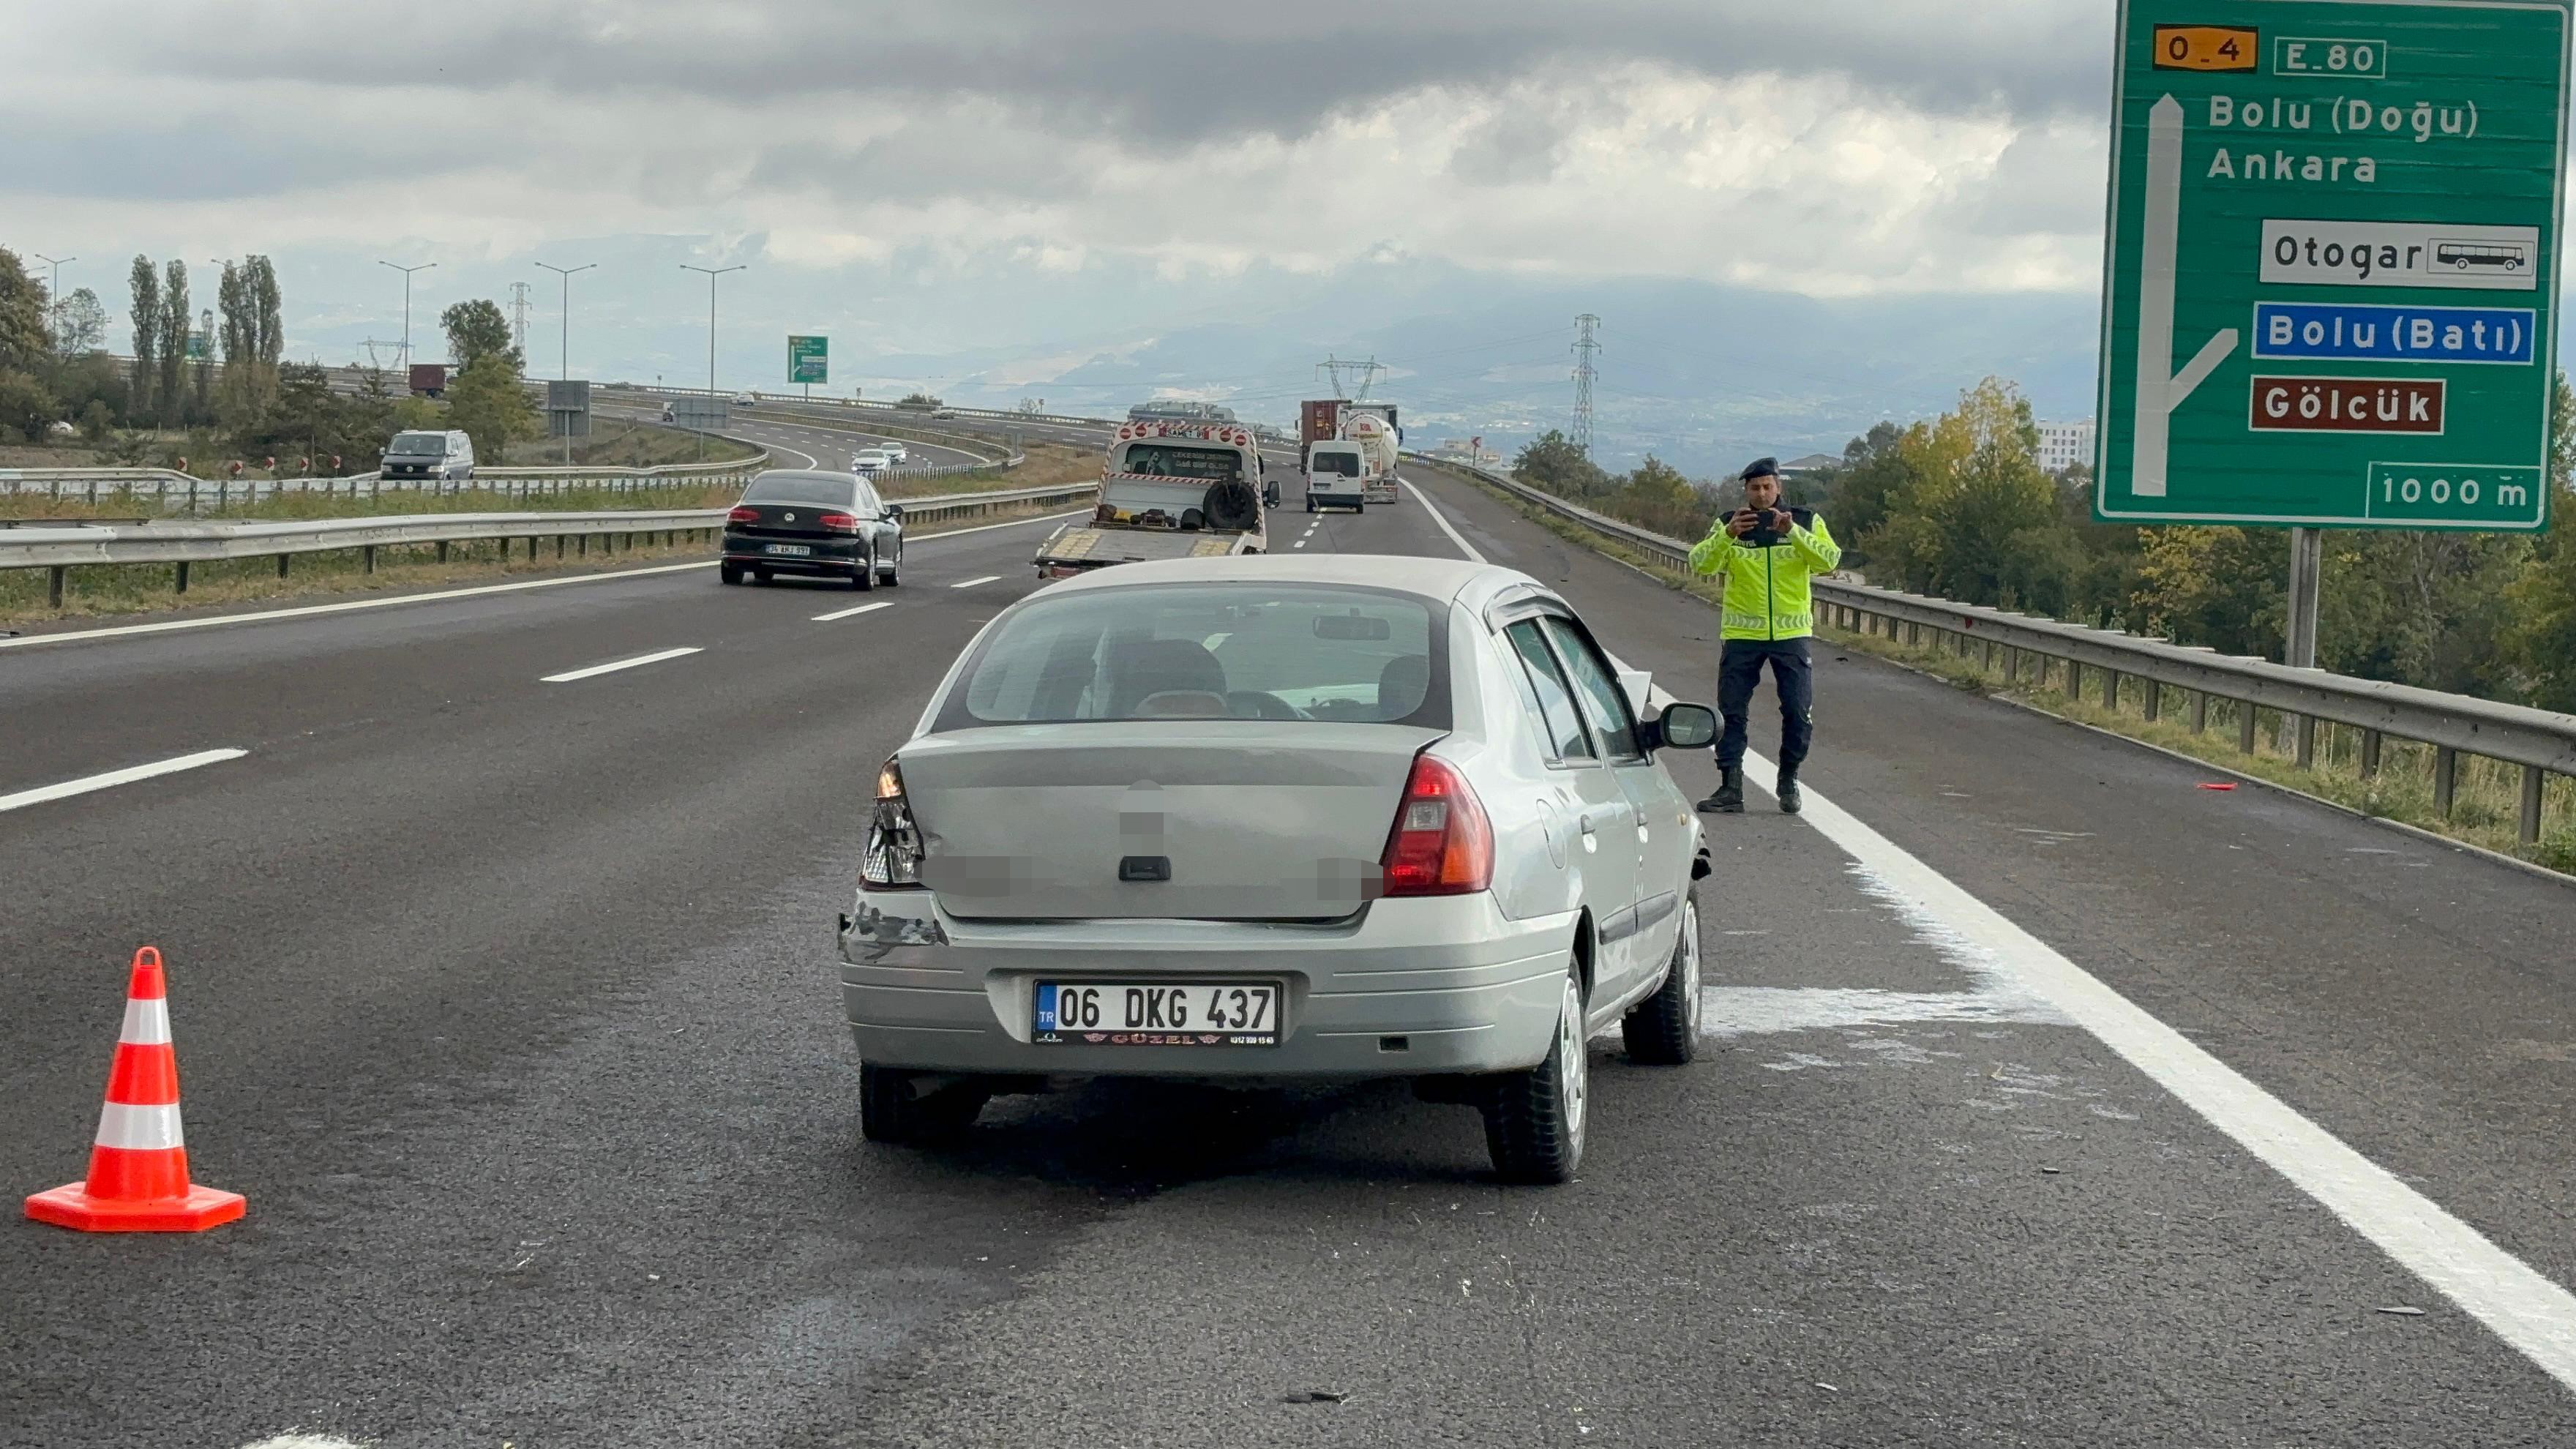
[720,470,906,590]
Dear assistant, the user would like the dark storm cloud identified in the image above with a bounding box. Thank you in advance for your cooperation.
[100,0,2108,143]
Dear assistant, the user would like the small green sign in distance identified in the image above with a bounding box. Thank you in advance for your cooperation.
[790,334,828,385]
[2096,0,2571,531]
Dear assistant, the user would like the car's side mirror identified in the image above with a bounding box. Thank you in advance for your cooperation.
[1644,702,1718,752]
[885,503,904,521]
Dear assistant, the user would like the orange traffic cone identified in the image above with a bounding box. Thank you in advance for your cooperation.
[26,948,245,1232]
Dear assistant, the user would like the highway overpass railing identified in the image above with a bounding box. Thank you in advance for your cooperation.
[0,480,1100,609]
[1409,453,2576,848]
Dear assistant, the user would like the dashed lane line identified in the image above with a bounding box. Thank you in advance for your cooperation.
[950,575,1001,588]
[539,646,703,684]
[813,602,894,622]
[0,749,249,815]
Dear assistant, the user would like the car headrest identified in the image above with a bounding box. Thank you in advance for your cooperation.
[1377,654,1430,719]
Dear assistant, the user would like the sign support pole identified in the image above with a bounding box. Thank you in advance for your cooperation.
[2285,526,2323,670]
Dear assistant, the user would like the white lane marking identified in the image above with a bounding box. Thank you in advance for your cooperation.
[1292,539,1309,548]
[0,561,716,651]
[1739,745,2576,1393]
[239,1437,367,1449]
[2,512,1084,654]
[950,575,1000,588]
[774,443,819,468]
[540,645,702,684]
[0,748,248,815]
[813,601,894,622]
[1404,480,1487,564]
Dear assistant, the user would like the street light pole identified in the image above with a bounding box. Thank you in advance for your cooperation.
[679,263,745,462]
[536,262,597,464]
[378,260,436,374]
[32,253,74,353]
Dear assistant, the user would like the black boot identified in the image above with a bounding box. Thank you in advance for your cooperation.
[1697,766,1744,814]
[1776,767,1802,815]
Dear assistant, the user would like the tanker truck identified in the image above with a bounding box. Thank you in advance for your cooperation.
[1298,399,1403,506]
[1030,419,1278,577]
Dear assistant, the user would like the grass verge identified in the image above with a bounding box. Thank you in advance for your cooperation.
[1420,459,2576,880]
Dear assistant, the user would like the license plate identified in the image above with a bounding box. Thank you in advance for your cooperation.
[1033,981,1281,1046]
[764,543,812,556]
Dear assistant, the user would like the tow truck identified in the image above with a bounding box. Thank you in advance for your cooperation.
[1033,420,1279,577]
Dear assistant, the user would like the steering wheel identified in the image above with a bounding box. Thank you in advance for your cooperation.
[1226,690,1303,720]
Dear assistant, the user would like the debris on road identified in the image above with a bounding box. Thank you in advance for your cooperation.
[1281,1390,1347,1404]
[2197,782,2239,791]
[2376,1306,2427,1317]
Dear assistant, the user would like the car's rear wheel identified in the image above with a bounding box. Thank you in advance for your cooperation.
[859,1063,988,1145]
[1482,967,1587,1184]
[1622,891,1701,1066]
[853,543,877,591]
[879,537,902,586]
[719,562,744,585]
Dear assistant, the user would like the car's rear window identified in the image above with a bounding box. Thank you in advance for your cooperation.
[741,473,858,506]
[938,583,1447,729]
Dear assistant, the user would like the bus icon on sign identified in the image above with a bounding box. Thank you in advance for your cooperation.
[2434,240,2528,272]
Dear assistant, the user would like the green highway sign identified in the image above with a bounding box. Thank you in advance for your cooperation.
[2097,0,2571,531]
[789,334,828,385]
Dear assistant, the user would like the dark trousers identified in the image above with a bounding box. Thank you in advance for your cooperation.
[1716,637,1813,773]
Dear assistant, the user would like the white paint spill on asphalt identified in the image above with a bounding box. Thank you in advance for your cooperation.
[1696,861,2070,1040]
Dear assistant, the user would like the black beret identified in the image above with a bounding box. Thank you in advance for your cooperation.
[1740,457,1780,482]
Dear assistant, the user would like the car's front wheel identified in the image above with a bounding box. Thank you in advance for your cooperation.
[1482,966,1587,1184]
[1622,890,1701,1065]
[859,1063,987,1144]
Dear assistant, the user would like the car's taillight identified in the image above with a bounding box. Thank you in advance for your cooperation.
[727,505,759,524]
[1379,752,1493,896]
[819,511,859,532]
[861,756,926,888]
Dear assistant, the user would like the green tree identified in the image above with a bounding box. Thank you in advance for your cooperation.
[127,255,160,424]
[157,261,190,425]
[1824,422,1910,566]
[441,299,518,373]
[0,248,48,372]
[1603,455,1716,539]
[53,287,108,355]
[1512,429,1613,499]
[443,349,535,463]
[1863,378,2067,610]
[0,368,60,443]
[2499,370,2576,709]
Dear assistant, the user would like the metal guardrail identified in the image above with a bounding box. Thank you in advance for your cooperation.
[0,447,775,514]
[1409,452,2576,847]
[0,481,1102,610]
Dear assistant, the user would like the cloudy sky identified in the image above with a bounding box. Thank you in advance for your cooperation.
[4,0,2121,468]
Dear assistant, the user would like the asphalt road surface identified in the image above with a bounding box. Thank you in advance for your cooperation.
[610,395,999,473]
[4,468,2574,1447]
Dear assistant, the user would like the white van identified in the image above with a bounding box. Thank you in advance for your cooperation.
[1304,441,1367,512]
[381,430,476,482]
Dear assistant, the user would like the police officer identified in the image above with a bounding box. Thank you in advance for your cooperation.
[1687,457,1840,815]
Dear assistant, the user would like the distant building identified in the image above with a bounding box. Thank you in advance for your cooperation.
[1777,453,1842,479]
[1435,438,1503,466]
[2037,419,2095,473]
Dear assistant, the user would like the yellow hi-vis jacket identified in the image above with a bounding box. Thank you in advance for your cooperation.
[1687,507,1842,641]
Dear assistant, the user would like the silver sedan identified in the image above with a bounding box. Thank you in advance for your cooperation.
[838,555,1718,1182]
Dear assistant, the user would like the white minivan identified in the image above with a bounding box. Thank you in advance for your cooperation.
[381,430,476,482]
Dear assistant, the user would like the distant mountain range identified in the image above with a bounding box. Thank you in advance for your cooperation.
[857,270,2103,479]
